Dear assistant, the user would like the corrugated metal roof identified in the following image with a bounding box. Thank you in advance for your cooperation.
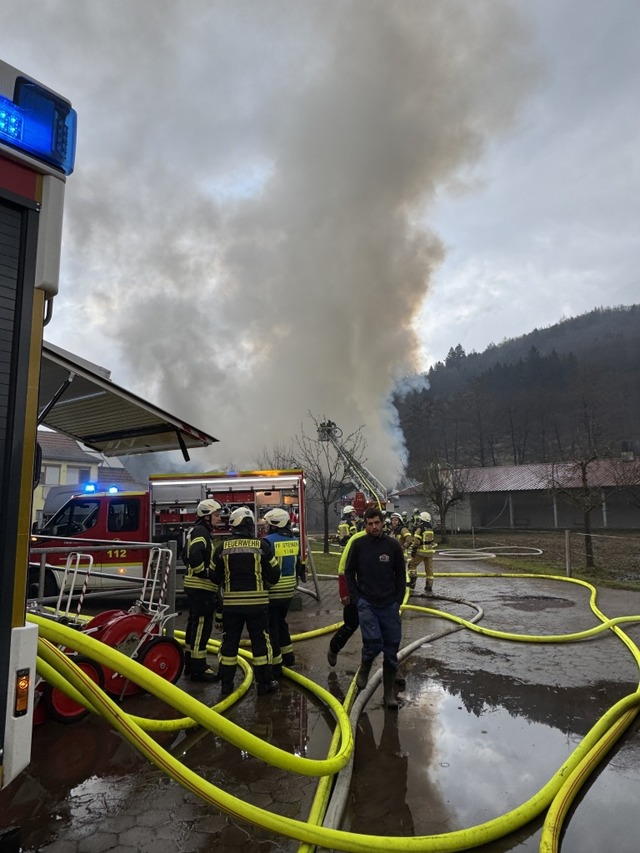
[398,460,640,495]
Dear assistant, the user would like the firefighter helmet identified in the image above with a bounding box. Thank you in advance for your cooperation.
[419,511,432,523]
[229,506,255,526]
[264,508,290,528]
[196,498,222,517]
[390,512,402,521]
[413,507,419,514]
[342,505,355,516]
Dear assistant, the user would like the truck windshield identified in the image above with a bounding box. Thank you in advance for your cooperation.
[40,499,99,537]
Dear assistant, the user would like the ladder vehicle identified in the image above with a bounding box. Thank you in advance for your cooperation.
[317,420,393,515]
[29,469,307,598]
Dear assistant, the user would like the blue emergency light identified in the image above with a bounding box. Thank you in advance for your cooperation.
[0,76,76,175]
[84,483,96,493]
[108,486,119,494]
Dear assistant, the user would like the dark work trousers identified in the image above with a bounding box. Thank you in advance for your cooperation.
[268,597,294,666]
[184,589,215,675]
[357,598,402,670]
[329,601,360,654]
[219,606,274,687]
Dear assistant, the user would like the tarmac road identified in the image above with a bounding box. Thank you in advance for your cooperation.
[2,558,640,853]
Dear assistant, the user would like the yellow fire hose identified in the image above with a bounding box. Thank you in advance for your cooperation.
[27,569,640,853]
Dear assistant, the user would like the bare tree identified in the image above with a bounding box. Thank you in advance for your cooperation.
[418,461,468,542]
[259,413,368,553]
[548,456,603,568]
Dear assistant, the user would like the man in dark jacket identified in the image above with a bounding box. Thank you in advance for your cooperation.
[344,506,406,709]
[211,506,280,698]
[184,498,222,682]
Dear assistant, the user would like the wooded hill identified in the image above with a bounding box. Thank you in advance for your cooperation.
[395,305,640,477]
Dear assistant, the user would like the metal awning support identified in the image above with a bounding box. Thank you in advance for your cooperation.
[37,371,75,425]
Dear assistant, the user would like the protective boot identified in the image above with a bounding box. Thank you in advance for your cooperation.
[190,656,219,682]
[356,658,373,690]
[383,662,399,710]
[255,663,280,695]
[218,663,237,698]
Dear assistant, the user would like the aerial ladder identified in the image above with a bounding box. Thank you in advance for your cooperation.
[317,420,391,512]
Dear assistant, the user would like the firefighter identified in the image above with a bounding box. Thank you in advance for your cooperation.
[389,512,412,551]
[184,498,222,682]
[407,511,436,594]
[410,507,421,533]
[263,507,306,674]
[211,506,281,697]
[337,505,358,545]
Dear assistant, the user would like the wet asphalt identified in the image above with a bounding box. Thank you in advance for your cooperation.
[2,558,640,853]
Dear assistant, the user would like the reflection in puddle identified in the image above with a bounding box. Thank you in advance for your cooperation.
[346,672,640,851]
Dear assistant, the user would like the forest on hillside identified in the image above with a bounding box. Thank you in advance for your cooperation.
[395,305,640,477]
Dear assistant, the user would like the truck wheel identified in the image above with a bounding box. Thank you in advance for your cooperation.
[42,656,104,724]
[139,637,184,685]
[27,568,58,600]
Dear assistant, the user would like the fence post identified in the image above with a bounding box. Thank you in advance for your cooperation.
[565,529,572,577]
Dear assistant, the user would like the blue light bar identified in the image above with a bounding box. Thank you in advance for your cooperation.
[108,486,119,494]
[84,483,96,493]
[0,77,76,175]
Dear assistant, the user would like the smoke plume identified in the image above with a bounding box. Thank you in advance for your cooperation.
[5,1,536,484]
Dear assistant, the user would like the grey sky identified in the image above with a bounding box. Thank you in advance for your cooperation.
[3,1,638,484]
[419,1,640,366]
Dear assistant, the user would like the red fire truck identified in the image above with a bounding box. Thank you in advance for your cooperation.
[29,469,307,596]
[1,57,77,791]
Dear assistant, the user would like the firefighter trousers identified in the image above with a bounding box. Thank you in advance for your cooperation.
[219,606,274,685]
[184,588,215,675]
[268,597,294,666]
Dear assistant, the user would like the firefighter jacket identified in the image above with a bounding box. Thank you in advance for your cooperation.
[344,532,406,608]
[410,512,422,533]
[264,527,304,601]
[211,522,280,611]
[337,516,357,546]
[184,519,218,594]
[390,523,413,550]
[410,523,436,554]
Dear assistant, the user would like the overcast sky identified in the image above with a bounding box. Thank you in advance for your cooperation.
[3,1,639,483]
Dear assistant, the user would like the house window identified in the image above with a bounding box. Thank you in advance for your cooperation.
[41,464,61,486]
[67,467,92,485]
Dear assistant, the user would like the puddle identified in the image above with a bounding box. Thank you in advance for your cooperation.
[344,668,640,851]
[498,594,576,613]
